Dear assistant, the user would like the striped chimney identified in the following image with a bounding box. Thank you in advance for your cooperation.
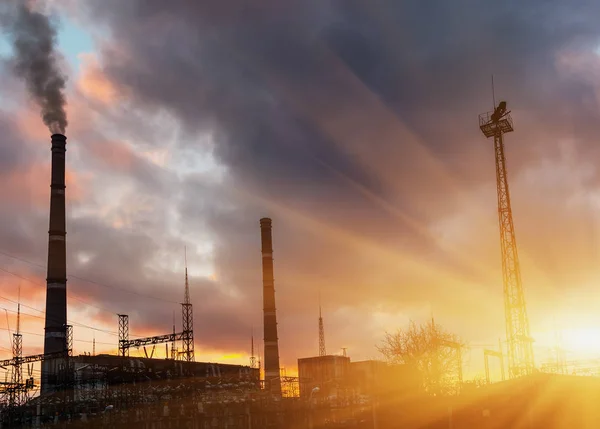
[260,218,281,396]
[41,134,68,393]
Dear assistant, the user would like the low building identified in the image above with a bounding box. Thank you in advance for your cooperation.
[69,354,260,402]
[349,360,422,397]
[298,355,351,399]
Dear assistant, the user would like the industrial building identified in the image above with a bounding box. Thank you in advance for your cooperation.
[298,355,351,398]
[349,359,421,397]
[298,355,421,401]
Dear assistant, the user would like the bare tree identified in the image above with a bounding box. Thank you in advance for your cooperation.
[377,318,464,395]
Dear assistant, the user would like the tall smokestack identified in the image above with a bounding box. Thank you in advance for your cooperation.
[260,218,281,396]
[41,133,67,393]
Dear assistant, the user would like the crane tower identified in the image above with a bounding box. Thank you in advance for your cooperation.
[479,101,534,378]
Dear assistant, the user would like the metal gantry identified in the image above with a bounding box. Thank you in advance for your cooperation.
[10,333,23,407]
[484,340,505,384]
[116,252,196,361]
[479,101,535,378]
[122,332,187,349]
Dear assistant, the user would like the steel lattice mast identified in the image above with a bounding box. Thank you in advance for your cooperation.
[182,248,195,362]
[479,101,534,378]
[318,305,326,357]
[10,292,23,407]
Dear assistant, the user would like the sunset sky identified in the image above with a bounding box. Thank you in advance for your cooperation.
[1,0,600,382]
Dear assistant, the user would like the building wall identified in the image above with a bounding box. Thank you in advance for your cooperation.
[349,360,422,397]
[298,355,351,398]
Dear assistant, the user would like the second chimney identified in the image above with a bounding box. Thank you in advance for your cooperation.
[260,218,282,397]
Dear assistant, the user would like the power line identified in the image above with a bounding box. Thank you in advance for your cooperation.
[0,327,114,345]
[0,302,119,337]
[0,249,179,305]
[0,267,163,338]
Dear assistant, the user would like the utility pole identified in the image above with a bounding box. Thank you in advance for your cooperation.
[479,97,535,378]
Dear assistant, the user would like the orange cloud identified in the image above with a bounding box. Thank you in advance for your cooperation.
[76,53,119,105]
[0,162,87,209]
[0,270,47,303]
[87,139,135,171]
[15,104,53,142]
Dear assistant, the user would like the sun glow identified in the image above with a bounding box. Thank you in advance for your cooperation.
[561,328,600,356]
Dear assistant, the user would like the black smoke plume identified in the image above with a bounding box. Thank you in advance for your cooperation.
[2,3,68,134]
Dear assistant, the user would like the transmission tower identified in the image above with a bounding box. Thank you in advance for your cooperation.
[182,248,195,362]
[171,311,178,360]
[479,99,534,378]
[318,305,326,357]
[118,314,129,357]
[11,291,23,407]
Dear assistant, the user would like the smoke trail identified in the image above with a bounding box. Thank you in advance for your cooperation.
[2,3,68,134]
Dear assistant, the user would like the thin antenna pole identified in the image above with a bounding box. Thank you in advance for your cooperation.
[16,283,21,335]
[318,289,322,318]
[492,75,496,109]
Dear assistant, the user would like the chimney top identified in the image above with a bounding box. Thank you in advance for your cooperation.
[260,218,272,226]
[51,134,66,142]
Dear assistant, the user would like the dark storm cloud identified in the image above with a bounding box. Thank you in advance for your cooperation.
[33,0,600,361]
[82,0,600,286]
[1,3,68,134]
[84,0,600,171]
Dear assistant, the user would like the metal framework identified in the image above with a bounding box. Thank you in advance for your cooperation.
[182,304,194,362]
[10,333,23,407]
[484,341,505,384]
[182,250,195,362]
[171,315,178,360]
[118,314,129,357]
[121,332,186,349]
[318,306,326,357]
[250,332,257,369]
[479,101,534,378]
[0,350,68,368]
[66,325,73,357]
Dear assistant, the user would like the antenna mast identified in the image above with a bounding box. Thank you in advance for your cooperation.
[479,94,535,378]
[11,284,23,406]
[181,247,195,362]
[250,327,257,368]
[318,299,326,357]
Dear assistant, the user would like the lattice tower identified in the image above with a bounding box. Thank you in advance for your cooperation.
[479,101,534,378]
[182,248,195,362]
[318,305,326,357]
